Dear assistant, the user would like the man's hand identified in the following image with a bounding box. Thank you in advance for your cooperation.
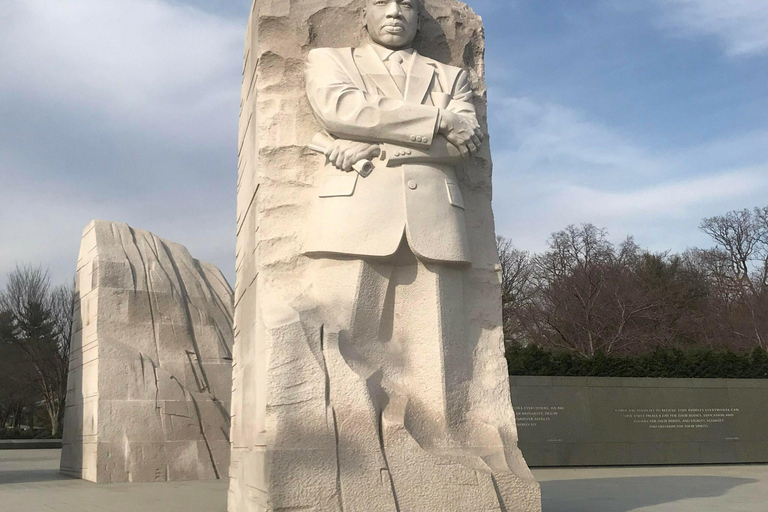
[438,110,484,159]
[327,140,381,172]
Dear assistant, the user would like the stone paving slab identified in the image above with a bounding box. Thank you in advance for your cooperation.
[0,450,227,512]
[536,464,768,512]
[2,450,767,512]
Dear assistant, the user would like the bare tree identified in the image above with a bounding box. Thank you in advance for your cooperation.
[520,225,690,356]
[528,225,639,356]
[699,207,768,348]
[499,206,768,359]
[48,281,75,432]
[0,266,74,436]
[496,236,534,343]
[0,324,40,430]
[634,251,710,349]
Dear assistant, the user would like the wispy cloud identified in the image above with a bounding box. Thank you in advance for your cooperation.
[492,96,656,187]
[1,0,765,287]
[552,166,768,219]
[650,0,768,56]
[0,152,236,288]
[492,96,768,253]
[0,0,243,143]
[0,0,244,286]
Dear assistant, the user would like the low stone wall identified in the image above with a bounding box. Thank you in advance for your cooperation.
[0,440,63,450]
[511,376,768,467]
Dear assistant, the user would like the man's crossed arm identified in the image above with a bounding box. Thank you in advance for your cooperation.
[306,49,484,172]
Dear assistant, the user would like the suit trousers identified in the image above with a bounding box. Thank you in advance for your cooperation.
[309,237,471,508]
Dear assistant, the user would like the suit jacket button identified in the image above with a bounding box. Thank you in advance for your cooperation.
[410,135,417,141]
[416,136,423,142]
[406,149,412,155]
[395,151,402,157]
[407,180,417,190]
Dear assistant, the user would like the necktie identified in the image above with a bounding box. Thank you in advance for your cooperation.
[386,52,407,95]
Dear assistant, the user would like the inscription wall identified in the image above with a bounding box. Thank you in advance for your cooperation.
[510,376,768,466]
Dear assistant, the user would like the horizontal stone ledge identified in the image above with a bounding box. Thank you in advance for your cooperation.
[0,440,63,450]
[510,376,768,389]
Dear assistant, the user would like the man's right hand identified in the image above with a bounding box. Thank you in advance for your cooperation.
[438,110,484,159]
[326,139,381,172]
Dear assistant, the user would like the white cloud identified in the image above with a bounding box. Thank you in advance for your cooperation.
[491,97,768,253]
[1,0,765,287]
[0,0,243,287]
[651,0,768,56]
[0,155,235,288]
[558,167,768,218]
[492,96,656,186]
[0,0,243,143]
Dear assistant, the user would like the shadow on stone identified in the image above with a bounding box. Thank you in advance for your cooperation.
[413,8,452,63]
[541,475,756,512]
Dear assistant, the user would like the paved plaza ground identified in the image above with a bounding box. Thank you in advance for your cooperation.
[1,450,766,512]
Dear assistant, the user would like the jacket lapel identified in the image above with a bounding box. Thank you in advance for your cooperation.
[337,47,367,93]
[355,44,403,99]
[404,51,436,106]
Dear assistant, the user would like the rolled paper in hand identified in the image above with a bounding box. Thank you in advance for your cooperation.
[309,132,374,177]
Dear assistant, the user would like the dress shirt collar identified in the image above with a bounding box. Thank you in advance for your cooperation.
[367,41,414,63]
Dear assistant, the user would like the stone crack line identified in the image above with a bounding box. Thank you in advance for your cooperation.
[176,376,221,480]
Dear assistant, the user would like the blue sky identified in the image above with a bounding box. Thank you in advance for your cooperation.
[0,0,766,287]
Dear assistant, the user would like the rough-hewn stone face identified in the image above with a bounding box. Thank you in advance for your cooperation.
[60,220,234,483]
[231,1,541,510]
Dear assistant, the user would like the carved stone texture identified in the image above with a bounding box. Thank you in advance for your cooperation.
[230,1,541,511]
[60,220,234,483]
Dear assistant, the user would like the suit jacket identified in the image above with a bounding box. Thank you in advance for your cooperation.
[304,43,478,264]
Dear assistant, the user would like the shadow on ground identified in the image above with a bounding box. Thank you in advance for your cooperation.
[0,469,71,485]
[541,475,756,512]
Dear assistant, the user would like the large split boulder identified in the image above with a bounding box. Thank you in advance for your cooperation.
[60,220,234,483]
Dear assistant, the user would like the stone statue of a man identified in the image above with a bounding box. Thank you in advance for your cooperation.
[300,0,540,510]
[305,0,482,260]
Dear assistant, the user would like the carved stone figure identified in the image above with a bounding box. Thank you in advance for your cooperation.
[60,221,233,483]
[304,4,481,261]
[229,1,541,511]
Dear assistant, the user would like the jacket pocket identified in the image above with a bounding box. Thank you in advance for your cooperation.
[318,173,358,198]
[445,180,465,210]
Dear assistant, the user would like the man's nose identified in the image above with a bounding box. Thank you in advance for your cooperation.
[385,1,403,18]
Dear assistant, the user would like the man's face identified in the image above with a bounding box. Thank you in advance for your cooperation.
[364,0,420,50]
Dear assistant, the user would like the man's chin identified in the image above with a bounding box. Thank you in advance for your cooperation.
[375,34,414,50]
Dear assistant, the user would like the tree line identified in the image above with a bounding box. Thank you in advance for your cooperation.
[498,205,768,358]
[0,267,73,437]
[1,204,766,431]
